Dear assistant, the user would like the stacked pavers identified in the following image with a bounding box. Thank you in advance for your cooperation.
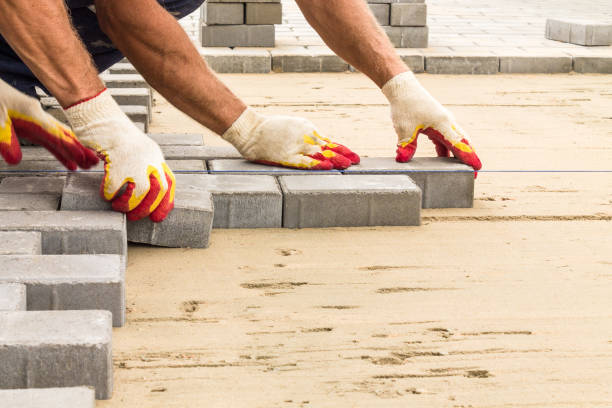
[546,19,612,46]
[200,0,282,47]
[367,0,428,48]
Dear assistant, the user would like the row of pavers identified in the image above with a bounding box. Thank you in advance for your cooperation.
[1,133,475,249]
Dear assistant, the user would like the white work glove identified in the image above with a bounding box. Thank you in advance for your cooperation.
[64,89,175,222]
[222,108,359,170]
[382,71,482,171]
[0,78,98,169]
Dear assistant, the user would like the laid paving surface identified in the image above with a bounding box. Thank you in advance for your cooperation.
[93,73,612,407]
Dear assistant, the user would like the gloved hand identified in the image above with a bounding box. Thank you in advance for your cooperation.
[382,71,482,171]
[0,78,98,169]
[222,108,359,170]
[64,89,175,222]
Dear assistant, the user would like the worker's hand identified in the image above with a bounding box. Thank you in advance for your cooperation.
[64,89,175,222]
[222,108,359,170]
[382,71,482,171]
[0,78,99,170]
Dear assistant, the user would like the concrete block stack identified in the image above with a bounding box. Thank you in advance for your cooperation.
[546,19,612,46]
[200,0,282,47]
[367,0,428,48]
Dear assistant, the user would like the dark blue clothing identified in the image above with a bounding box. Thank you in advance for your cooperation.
[0,0,204,97]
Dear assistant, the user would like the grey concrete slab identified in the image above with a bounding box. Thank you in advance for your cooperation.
[208,159,341,175]
[0,194,60,211]
[0,231,42,255]
[396,49,425,73]
[572,55,612,73]
[176,174,282,228]
[99,73,148,89]
[368,3,390,26]
[109,63,137,74]
[271,47,349,72]
[166,160,207,173]
[245,3,282,25]
[201,24,275,47]
[0,211,127,256]
[62,173,214,248]
[343,157,474,208]
[0,176,65,194]
[0,283,26,311]
[0,254,125,326]
[383,25,429,48]
[0,387,95,408]
[161,145,242,160]
[203,2,244,25]
[279,174,421,228]
[0,310,113,400]
[499,55,572,73]
[108,88,152,111]
[390,3,427,26]
[546,18,611,46]
[148,133,203,146]
[425,54,499,74]
[200,47,272,73]
[0,160,67,176]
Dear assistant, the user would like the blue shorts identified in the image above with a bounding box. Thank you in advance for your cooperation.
[0,0,204,97]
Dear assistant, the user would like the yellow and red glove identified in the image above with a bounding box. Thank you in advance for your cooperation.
[0,78,98,170]
[64,89,175,222]
[382,71,482,172]
[222,108,359,170]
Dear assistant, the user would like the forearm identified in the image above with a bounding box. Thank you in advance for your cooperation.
[0,0,104,107]
[295,0,408,87]
[95,0,246,135]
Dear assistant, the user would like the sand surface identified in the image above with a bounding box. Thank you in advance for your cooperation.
[99,73,612,407]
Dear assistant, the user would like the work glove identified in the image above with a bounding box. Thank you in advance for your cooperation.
[0,78,99,169]
[222,108,360,170]
[382,71,482,172]
[64,89,175,222]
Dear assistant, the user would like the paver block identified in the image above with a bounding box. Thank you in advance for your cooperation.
[161,144,242,160]
[148,133,203,146]
[61,173,213,248]
[280,174,421,228]
[383,26,428,48]
[201,25,275,47]
[167,160,207,173]
[99,73,148,88]
[0,254,125,326]
[176,174,282,228]
[203,3,244,25]
[246,3,282,25]
[368,3,390,26]
[0,310,113,399]
[343,157,474,208]
[0,176,65,195]
[201,47,271,74]
[0,194,59,211]
[499,55,572,73]
[0,283,26,311]
[0,211,127,256]
[271,47,349,72]
[546,18,611,46]
[208,159,341,175]
[109,63,137,74]
[572,55,612,73]
[396,49,425,73]
[0,231,42,255]
[109,88,152,110]
[425,54,499,74]
[0,387,95,408]
[390,3,427,26]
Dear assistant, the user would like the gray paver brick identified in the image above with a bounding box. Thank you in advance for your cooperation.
[546,18,611,46]
[343,157,474,208]
[203,3,244,25]
[0,283,26,311]
[0,211,127,256]
[368,3,390,26]
[279,174,421,228]
[1,387,95,408]
[61,173,214,248]
[148,133,203,146]
[0,310,113,400]
[383,26,428,48]
[395,49,425,72]
[109,63,137,74]
[246,3,282,25]
[0,194,59,211]
[390,3,427,26]
[0,254,125,327]
[271,47,349,72]
[201,24,275,47]
[208,159,341,175]
[0,176,65,195]
[425,54,499,74]
[161,145,242,160]
[0,231,42,255]
[176,174,282,228]
[99,74,147,89]
[201,47,272,73]
[499,55,572,73]
[572,55,612,73]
